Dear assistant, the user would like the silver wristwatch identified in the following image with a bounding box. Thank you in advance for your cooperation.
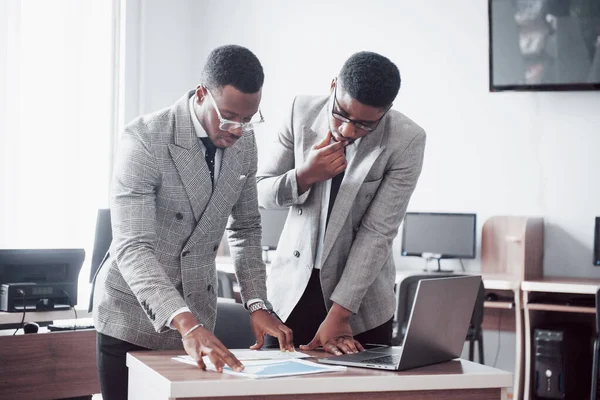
[248,300,270,314]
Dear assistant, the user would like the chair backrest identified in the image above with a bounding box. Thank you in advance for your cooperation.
[217,270,235,299]
[90,209,112,283]
[596,286,600,334]
[395,273,485,340]
[214,299,255,348]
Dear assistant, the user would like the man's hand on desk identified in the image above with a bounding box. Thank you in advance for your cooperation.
[173,312,244,373]
[300,303,365,355]
[249,310,294,352]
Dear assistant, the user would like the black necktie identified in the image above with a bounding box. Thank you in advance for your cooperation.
[326,169,345,230]
[200,137,217,186]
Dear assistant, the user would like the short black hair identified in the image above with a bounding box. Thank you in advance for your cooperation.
[201,45,264,94]
[338,51,401,108]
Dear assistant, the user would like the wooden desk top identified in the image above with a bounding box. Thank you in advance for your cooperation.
[127,350,512,399]
[522,277,600,295]
[0,307,92,325]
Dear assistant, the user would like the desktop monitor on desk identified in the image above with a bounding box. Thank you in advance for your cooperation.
[401,212,477,272]
[0,248,85,311]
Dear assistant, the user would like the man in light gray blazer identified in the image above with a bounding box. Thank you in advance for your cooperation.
[93,45,293,400]
[257,51,426,355]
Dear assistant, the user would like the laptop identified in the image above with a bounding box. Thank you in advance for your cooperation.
[318,275,481,371]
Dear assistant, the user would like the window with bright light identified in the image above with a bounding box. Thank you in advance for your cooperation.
[0,0,116,305]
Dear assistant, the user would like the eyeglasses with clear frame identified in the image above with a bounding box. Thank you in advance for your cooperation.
[204,87,265,132]
[331,82,391,132]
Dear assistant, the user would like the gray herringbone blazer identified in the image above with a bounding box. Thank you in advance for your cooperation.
[257,95,426,335]
[93,91,267,349]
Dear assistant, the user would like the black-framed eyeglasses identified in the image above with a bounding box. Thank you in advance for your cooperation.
[331,83,391,132]
[205,86,265,132]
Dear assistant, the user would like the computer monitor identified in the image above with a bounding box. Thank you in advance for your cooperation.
[0,248,85,305]
[90,209,112,283]
[258,208,288,250]
[594,217,599,266]
[401,212,477,271]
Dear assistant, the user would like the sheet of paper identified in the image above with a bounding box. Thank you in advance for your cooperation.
[172,357,346,379]
[173,349,310,366]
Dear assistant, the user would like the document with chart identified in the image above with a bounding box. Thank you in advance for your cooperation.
[173,351,346,379]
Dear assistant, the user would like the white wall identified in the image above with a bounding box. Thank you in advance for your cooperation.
[128,0,600,278]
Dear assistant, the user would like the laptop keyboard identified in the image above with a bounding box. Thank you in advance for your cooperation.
[362,354,401,365]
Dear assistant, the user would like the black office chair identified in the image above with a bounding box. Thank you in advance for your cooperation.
[393,274,485,364]
[590,286,600,400]
[89,208,112,283]
[214,298,255,348]
[217,270,235,299]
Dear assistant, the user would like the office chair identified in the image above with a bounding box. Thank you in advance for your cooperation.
[590,286,600,400]
[214,298,255,348]
[393,274,485,364]
[89,209,112,283]
[217,270,235,299]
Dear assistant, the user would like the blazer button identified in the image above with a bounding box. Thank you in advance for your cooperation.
[213,245,219,252]
[366,193,373,200]
[207,284,213,292]
[182,251,190,257]
[293,250,300,258]
[297,208,303,215]
[175,212,183,220]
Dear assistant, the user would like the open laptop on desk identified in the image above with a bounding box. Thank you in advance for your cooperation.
[318,275,481,371]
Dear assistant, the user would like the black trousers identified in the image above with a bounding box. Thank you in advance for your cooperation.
[266,268,393,348]
[96,332,150,400]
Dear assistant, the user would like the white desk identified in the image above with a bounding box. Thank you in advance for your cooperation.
[127,351,512,400]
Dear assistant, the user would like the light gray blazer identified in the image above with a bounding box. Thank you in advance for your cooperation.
[257,95,426,335]
[93,91,267,349]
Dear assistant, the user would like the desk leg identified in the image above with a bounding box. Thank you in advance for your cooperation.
[522,291,534,400]
[514,288,524,400]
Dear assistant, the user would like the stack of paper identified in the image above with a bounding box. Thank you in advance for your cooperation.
[172,349,346,379]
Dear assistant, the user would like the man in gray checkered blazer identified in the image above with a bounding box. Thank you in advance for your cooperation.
[92,45,293,400]
[257,52,426,356]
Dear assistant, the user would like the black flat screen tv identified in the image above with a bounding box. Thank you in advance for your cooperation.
[489,0,600,91]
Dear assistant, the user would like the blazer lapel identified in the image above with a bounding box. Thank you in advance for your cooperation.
[183,135,246,250]
[168,91,212,222]
[320,120,387,266]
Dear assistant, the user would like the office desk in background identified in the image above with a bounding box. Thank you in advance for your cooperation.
[127,350,512,400]
[521,277,600,400]
[0,308,99,400]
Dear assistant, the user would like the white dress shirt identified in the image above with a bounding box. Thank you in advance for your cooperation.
[314,138,361,269]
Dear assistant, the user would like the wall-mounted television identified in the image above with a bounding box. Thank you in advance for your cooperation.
[489,0,600,91]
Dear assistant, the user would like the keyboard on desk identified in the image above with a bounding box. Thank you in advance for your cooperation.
[48,318,94,331]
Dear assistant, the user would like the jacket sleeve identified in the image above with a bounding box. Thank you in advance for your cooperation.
[257,96,311,208]
[330,130,426,314]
